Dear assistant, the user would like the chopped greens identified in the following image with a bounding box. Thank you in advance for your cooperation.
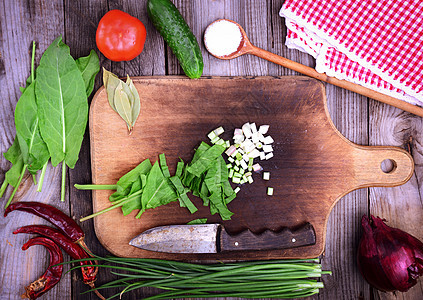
[187,218,207,225]
[76,123,276,221]
[77,141,236,222]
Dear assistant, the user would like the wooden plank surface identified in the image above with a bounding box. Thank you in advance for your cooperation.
[0,0,422,299]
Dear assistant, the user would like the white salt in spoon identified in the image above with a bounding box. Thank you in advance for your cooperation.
[203,19,423,118]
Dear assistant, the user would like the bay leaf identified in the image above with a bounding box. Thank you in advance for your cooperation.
[102,68,121,111]
[126,76,141,125]
[103,69,141,133]
[114,82,134,131]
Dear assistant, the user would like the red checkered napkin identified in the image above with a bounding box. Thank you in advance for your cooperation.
[279,0,423,106]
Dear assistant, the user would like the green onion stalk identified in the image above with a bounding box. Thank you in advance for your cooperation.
[61,254,331,299]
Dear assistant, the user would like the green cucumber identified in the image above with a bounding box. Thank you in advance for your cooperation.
[147,0,203,79]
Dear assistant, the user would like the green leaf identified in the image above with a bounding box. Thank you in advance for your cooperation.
[36,35,88,168]
[3,138,25,188]
[14,81,50,173]
[159,153,171,178]
[187,218,207,225]
[5,157,25,188]
[186,144,226,177]
[175,160,185,177]
[4,137,22,165]
[141,162,178,213]
[75,50,100,97]
[169,175,197,213]
[121,177,142,216]
[209,192,233,220]
[110,159,152,201]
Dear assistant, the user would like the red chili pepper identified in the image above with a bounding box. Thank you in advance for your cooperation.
[14,225,97,284]
[21,237,63,299]
[5,202,84,243]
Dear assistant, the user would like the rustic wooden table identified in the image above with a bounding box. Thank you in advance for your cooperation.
[1,1,422,299]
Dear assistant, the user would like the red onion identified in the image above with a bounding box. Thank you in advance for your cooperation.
[357,215,423,292]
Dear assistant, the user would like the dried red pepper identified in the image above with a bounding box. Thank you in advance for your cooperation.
[7,203,106,299]
[21,237,63,299]
[5,202,84,242]
[14,225,97,284]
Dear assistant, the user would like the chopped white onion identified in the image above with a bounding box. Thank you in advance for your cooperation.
[265,152,274,160]
[259,125,269,135]
[263,136,274,144]
[263,145,273,153]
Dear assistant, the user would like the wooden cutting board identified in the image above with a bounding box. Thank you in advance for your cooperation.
[89,76,413,260]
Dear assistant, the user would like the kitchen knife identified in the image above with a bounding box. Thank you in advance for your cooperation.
[129,223,316,253]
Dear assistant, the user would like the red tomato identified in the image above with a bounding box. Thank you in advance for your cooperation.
[96,10,147,61]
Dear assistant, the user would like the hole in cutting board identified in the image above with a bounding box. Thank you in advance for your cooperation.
[380,159,397,173]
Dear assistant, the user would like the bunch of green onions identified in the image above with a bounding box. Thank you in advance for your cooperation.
[64,255,331,299]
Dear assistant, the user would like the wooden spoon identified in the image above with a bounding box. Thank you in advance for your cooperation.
[204,19,423,118]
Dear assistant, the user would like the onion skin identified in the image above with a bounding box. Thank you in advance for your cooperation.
[358,215,423,292]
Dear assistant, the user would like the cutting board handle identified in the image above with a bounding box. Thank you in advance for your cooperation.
[352,146,414,188]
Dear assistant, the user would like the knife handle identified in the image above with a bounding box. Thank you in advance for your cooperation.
[219,223,316,252]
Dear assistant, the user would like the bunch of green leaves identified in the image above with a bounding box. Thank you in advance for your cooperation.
[103,68,141,133]
[62,255,331,299]
[76,142,236,222]
[182,142,235,220]
[0,37,100,207]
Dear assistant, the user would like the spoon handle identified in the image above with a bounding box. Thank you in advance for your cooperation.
[249,45,423,117]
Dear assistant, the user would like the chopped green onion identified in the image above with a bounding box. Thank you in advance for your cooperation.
[213,126,224,136]
[208,131,217,140]
[248,157,254,171]
[267,187,274,196]
[216,139,226,146]
[234,186,241,193]
[211,136,220,144]
[232,177,241,184]
[252,163,263,172]
[229,169,234,178]
[228,157,235,163]
[263,171,270,180]
[225,145,237,156]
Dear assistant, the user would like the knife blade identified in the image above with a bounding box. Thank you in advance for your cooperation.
[129,223,316,253]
